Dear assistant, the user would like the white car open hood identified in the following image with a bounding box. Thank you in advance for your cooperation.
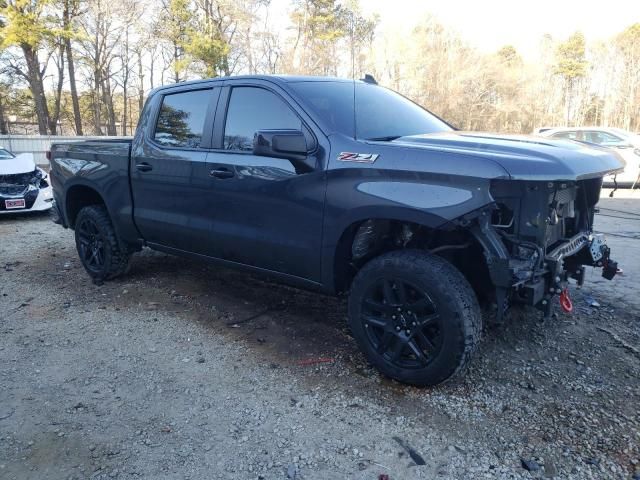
[0,153,37,175]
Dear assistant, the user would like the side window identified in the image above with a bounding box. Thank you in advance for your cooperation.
[154,89,212,148]
[586,131,623,145]
[224,87,302,151]
[0,149,15,159]
[552,131,576,140]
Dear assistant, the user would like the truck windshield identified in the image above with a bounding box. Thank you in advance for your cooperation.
[289,81,453,140]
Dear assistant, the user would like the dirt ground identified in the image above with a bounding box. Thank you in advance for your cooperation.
[1,192,639,480]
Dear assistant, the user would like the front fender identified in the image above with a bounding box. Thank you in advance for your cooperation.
[320,169,495,291]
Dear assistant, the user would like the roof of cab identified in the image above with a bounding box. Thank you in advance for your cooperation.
[149,75,357,96]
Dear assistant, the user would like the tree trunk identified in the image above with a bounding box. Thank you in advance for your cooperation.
[122,29,130,135]
[150,51,155,88]
[101,76,117,136]
[0,95,8,135]
[122,82,128,135]
[222,53,230,77]
[22,44,50,135]
[138,52,145,114]
[66,41,84,135]
[49,44,66,135]
[173,42,180,83]
[93,67,103,135]
[129,98,134,135]
[63,0,83,135]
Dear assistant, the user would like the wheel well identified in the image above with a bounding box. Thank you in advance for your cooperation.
[65,185,105,228]
[333,219,493,302]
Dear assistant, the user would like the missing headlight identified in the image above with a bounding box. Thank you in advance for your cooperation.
[492,203,514,230]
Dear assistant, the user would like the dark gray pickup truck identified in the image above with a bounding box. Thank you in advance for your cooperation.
[49,75,622,386]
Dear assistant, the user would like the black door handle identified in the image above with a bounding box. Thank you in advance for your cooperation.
[136,162,153,172]
[210,167,234,179]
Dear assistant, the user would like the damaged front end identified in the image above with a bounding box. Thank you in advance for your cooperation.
[0,168,53,213]
[470,177,618,321]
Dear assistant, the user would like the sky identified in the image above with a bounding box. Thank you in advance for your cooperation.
[273,0,640,59]
[365,0,640,57]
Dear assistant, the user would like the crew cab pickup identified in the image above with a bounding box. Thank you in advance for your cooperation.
[49,75,622,386]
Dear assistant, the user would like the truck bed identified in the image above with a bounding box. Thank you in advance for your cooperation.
[49,138,136,240]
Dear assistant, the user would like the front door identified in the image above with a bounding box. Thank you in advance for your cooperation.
[131,86,219,255]
[204,83,326,282]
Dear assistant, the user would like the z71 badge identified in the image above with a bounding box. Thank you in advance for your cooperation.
[337,152,379,163]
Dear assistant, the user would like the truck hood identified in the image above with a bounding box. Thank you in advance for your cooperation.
[392,132,624,181]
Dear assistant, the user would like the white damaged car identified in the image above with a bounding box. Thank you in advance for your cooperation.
[0,148,53,214]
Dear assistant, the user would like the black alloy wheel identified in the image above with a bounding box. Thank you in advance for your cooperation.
[74,205,131,281]
[361,278,443,369]
[76,216,106,274]
[348,250,482,386]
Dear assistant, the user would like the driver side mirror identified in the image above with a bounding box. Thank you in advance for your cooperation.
[253,130,307,162]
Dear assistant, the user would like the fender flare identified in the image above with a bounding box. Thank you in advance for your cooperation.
[63,178,111,225]
[320,205,452,293]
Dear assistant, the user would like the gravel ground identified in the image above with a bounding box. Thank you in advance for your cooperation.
[1,196,639,480]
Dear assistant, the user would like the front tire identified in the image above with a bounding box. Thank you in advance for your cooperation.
[74,205,130,282]
[348,250,482,386]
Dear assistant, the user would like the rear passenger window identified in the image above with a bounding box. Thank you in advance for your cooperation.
[553,131,577,140]
[154,89,212,148]
[224,87,301,151]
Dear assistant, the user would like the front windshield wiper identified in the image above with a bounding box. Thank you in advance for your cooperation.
[366,136,402,142]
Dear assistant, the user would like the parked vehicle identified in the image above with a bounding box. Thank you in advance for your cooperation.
[538,127,640,188]
[49,75,622,386]
[0,148,54,214]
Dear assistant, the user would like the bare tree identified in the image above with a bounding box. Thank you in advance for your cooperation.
[78,0,130,134]
[0,82,8,134]
[48,42,66,134]
[0,0,55,134]
[61,0,84,134]
[1,1,638,135]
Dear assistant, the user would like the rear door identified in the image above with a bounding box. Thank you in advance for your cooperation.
[131,84,221,254]
[202,80,327,282]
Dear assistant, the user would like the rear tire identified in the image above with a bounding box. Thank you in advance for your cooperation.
[74,205,130,282]
[348,249,482,386]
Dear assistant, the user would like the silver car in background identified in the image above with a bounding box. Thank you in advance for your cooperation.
[538,127,640,188]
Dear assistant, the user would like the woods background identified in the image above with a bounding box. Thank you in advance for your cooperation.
[0,0,638,137]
